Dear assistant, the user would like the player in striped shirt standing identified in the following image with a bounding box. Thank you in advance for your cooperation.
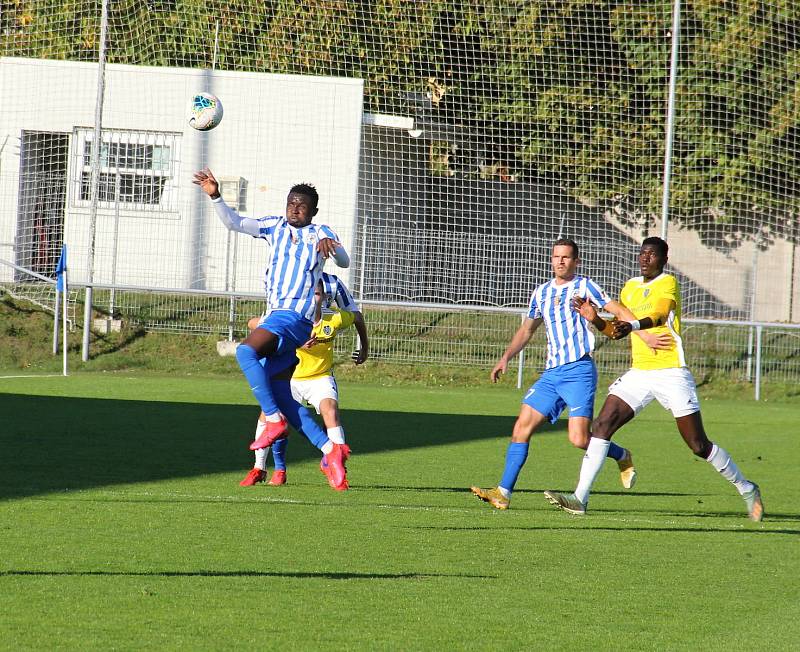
[471,239,668,510]
[544,237,764,520]
[193,168,352,486]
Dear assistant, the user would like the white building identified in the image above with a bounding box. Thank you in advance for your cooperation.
[0,57,363,294]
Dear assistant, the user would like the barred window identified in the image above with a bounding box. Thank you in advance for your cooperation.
[73,128,180,210]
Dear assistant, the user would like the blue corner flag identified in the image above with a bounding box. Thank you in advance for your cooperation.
[55,244,67,292]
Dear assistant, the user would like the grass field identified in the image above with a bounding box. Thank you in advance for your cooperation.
[1,372,798,650]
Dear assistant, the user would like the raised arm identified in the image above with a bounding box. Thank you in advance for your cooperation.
[490,317,541,383]
[193,168,261,237]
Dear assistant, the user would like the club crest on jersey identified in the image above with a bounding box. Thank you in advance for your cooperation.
[322,325,333,336]
[643,289,650,298]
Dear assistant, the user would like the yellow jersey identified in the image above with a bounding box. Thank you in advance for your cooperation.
[293,308,355,380]
[619,273,686,370]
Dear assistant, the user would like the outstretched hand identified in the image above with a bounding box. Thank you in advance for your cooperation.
[192,168,219,198]
[570,295,598,322]
[351,348,368,365]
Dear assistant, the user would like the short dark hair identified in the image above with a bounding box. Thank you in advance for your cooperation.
[290,182,319,210]
[553,238,579,258]
[642,236,668,257]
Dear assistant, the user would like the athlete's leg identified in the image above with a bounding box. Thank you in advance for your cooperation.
[236,328,282,417]
[318,398,345,444]
[270,377,330,452]
[676,411,756,494]
[574,395,636,501]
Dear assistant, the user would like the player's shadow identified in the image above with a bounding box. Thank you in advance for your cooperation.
[0,393,565,501]
[1,569,494,580]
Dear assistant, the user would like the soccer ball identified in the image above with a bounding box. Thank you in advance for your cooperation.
[188,92,223,131]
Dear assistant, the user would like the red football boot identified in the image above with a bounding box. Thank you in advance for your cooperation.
[322,443,351,490]
[239,468,266,487]
[267,469,287,486]
[249,416,289,450]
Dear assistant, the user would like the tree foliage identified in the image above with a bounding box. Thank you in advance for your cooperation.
[2,0,798,250]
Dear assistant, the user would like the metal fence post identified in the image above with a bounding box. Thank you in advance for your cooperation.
[660,0,682,241]
[754,325,763,400]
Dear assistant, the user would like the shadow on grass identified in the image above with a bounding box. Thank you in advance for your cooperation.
[409,524,800,536]
[0,393,565,501]
[1,569,494,580]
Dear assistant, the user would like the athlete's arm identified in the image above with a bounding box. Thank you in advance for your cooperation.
[605,301,671,349]
[571,296,616,337]
[211,197,262,237]
[317,237,350,267]
[351,311,369,365]
[490,317,541,383]
[613,297,675,338]
[194,167,262,237]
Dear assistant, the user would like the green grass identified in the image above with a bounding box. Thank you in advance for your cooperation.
[0,374,798,650]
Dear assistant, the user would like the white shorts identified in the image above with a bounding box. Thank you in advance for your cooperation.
[608,367,700,418]
[290,375,338,414]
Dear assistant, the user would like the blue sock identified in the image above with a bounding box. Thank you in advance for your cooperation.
[271,438,288,471]
[606,442,625,461]
[235,344,279,415]
[499,442,529,493]
[271,379,330,450]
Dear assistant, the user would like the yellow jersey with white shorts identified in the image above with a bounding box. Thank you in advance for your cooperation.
[293,308,355,381]
[612,273,699,417]
[620,272,684,370]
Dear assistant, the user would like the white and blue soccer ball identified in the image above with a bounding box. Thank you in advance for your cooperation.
[188,92,223,131]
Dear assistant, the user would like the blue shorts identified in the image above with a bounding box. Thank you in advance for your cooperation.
[257,310,313,377]
[522,355,597,423]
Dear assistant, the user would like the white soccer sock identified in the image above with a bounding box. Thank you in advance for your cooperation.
[264,411,283,423]
[254,447,269,471]
[327,426,346,444]
[706,443,754,495]
[252,418,268,470]
[575,438,611,506]
[321,441,334,455]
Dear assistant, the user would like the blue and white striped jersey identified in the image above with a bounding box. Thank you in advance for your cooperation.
[213,198,345,322]
[321,272,359,313]
[528,275,611,369]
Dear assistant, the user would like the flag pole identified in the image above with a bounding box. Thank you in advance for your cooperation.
[62,267,69,377]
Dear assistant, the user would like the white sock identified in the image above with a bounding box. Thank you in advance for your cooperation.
[321,441,334,455]
[497,486,511,498]
[264,411,283,423]
[254,447,269,471]
[575,438,611,506]
[706,443,754,495]
[252,418,268,470]
[327,426,346,444]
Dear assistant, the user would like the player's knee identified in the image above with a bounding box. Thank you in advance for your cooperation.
[235,343,257,365]
[689,439,712,458]
[569,431,590,449]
